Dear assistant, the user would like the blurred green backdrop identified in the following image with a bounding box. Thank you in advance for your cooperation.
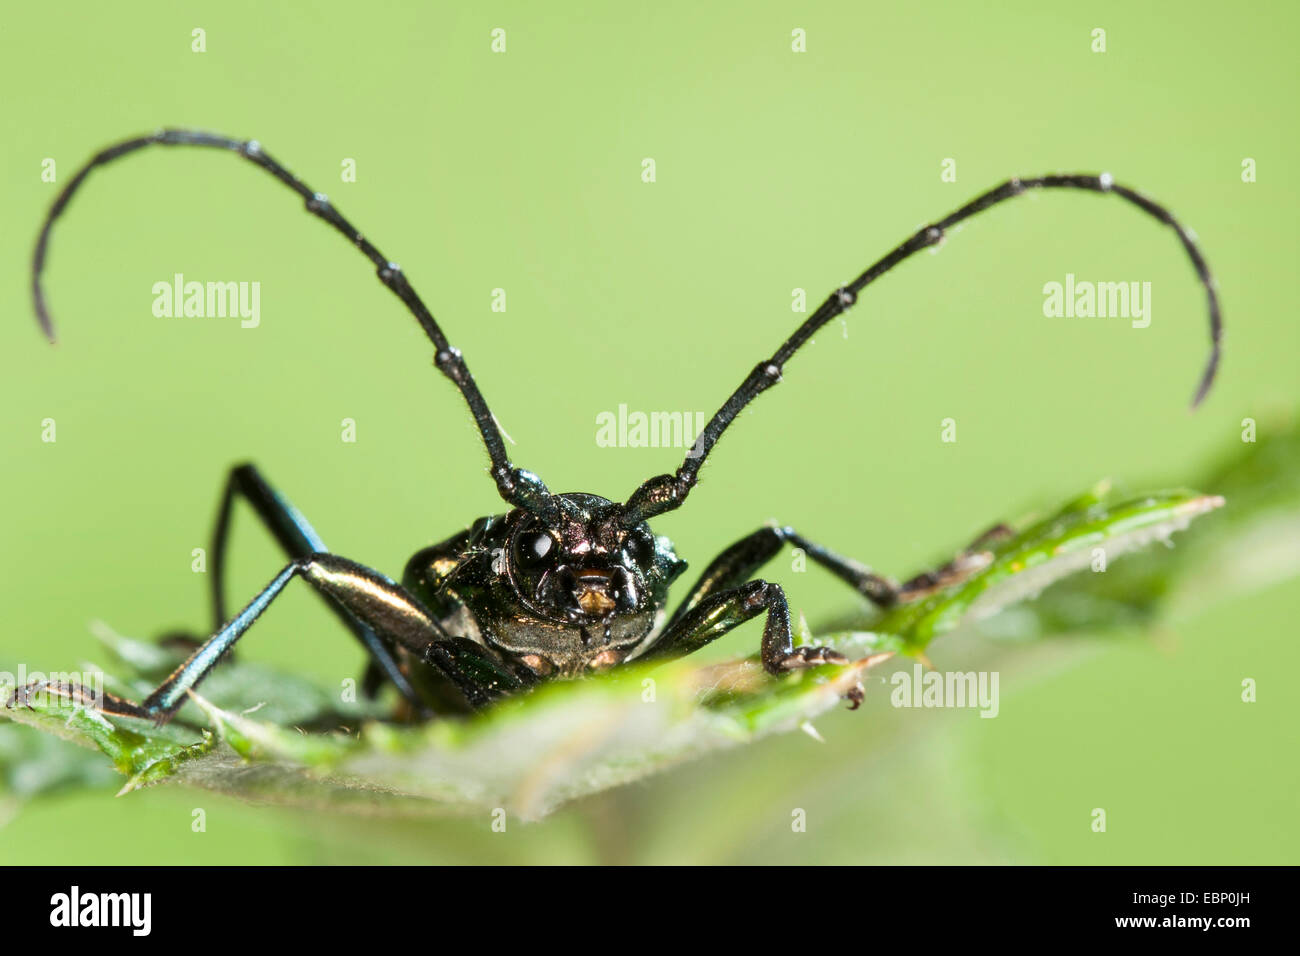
[1,0,1295,863]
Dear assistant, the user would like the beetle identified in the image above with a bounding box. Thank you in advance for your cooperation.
[21,129,1222,724]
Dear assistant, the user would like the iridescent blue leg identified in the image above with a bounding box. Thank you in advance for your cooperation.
[149,555,446,721]
[208,462,420,707]
[37,554,523,724]
[12,554,522,723]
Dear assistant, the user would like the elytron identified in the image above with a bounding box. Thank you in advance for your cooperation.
[22,129,1221,723]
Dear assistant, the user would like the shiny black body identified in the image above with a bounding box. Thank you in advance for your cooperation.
[19,130,1222,724]
[399,494,685,701]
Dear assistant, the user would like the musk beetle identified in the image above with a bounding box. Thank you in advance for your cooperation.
[23,130,1222,722]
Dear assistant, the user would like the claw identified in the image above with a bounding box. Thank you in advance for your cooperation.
[845,681,865,710]
[777,645,849,671]
[8,678,96,711]
[7,678,153,722]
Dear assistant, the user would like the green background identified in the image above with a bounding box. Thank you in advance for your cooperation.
[1,0,1295,863]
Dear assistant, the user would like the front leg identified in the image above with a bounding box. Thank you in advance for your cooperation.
[670,522,1015,626]
[206,461,421,708]
[640,579,846,675]
[424,637,530,708]
[9,553,514,725]
[894,523,1014,601]
[669,525,897,626]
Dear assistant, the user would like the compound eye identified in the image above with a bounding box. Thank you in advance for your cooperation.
[624,532,653,566]
[516,530,557,566]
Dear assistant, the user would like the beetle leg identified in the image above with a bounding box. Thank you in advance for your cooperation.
[640,579,845,674]
[204,461,423,710]
[7,678,155,721]
[668,525,896,626]
[668,522,1014,625]
[423,637,531,709]
[19,554,451,726]
[893,523,1015,603]
[640,523,1014,673]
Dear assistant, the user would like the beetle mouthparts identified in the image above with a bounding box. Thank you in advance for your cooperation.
[576,587,617,616]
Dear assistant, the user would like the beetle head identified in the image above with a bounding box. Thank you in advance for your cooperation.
[504,493,684,629]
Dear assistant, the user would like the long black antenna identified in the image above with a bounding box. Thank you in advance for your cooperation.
[622,173,1223,526]
[31,128,558,522]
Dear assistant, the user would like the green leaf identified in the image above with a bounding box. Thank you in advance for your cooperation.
[6,420,1296,820]
[972,417,1300,641]
[872,485,1223,649]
